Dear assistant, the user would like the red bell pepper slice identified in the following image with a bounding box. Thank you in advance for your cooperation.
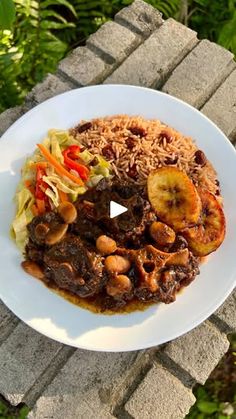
[35,165,48,201]
[62,145,90,181]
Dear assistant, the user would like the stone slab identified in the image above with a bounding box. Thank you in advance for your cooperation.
[0,105,27,137]
[0,322,62,405]
[105,18,197,87]
[213,289,236,332]
[115,0,163,37]
[27,74,73,104]
[163,321,229,384]
[58,47,111,86]
[201,68,236,139]
[0,301,19,344]
[162,39,235,108]
[125,362,195,419]
[29,349,137,419]
[87,21,140,64]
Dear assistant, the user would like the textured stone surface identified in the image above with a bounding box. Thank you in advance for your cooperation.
[162,40,235,108]
[202,68,236,139]
[213,289,236,332]
[0,105,27,136]
[58,46,110,86]
[163,322,229,384]
[105,19,197,87]
[29,350,137,419]
[0,323,62,405]
[0,301,19,344]
[27,73,73,104]
[115,0,163,37]
[87,21,140,64]
[125,362,195,419]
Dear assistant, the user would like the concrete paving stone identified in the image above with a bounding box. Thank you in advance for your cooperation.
[0,301,19,344]
[26,74,73,104]
[58,46,111,86]
[0,105,28,137]
[125,362,195,419]
[162,39,235,109]
[0,322,62,405]
[87,21,140,64]
[163,321,229,384]
[213,289,236,332]
[115,0,163,37]
[104,18,197,87]
[201,68,236,139]
[28,349,137,419]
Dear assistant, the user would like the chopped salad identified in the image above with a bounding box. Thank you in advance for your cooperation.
[11,129,112,250]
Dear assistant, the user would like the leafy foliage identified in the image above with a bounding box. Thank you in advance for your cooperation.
[0,0,235,112]
[0,0,76,112]
[0,399,29,419]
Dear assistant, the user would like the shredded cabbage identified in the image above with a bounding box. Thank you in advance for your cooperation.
[11,188,34,250]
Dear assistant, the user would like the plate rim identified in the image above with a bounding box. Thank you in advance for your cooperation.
[1,83,236,352]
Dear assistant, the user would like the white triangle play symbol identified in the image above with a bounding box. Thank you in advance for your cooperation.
[110,201,128,219]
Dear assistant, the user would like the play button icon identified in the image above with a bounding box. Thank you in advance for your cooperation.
[110,200,128,219]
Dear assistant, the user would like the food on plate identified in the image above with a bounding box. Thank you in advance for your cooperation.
[12,115,226,313]
[147,167,201,230]
[183,189,226,256]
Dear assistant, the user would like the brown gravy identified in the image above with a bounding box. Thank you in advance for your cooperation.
[44,280,155,314]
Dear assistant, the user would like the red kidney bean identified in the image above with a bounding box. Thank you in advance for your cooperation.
[194,150,207,166]
[76,122,92,133]
[102,144,115,160]
[159,130,173,143]
[126,137,136,149]
[129,127,146,137]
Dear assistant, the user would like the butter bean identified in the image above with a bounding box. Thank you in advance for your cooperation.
[105,255,131,274]
[96,235,117,255]
[58,201,77,224]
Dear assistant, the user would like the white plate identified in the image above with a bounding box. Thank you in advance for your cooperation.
[0,85,236,352]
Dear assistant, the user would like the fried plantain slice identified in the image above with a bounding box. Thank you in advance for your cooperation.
[147,167,201,231]
[183,189,226,256]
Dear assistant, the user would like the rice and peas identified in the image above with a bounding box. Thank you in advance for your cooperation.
[71,115,219,196]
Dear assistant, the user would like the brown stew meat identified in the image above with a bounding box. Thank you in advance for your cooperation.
[24,179,200,312]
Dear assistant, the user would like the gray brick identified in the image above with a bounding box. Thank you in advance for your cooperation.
[0,301,19,344]
[0,105,27,137]
[29,349,137,419]
[87,21,140,64]
[105,19,197,87]
[125,362,195,419]
[213,289,236,332]
[0,322,62,405]
[162,40,235,108]
[58,46,111,86]
[115,0,163,37]
[163,321,229,384]
[201,68,236,139]
[27,73,73,104]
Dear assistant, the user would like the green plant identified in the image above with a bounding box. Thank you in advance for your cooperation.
[0,0,236,113]
[0,400,29,419]
[0,0,76,112]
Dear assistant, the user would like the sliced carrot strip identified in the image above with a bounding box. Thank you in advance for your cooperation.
[37,144,84,186]
[36,198,46,215]
[31,204,39,216]
[24,179,31,187]
[30,162,48,169]
[24,180,35,195]
[58,189,68,203]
